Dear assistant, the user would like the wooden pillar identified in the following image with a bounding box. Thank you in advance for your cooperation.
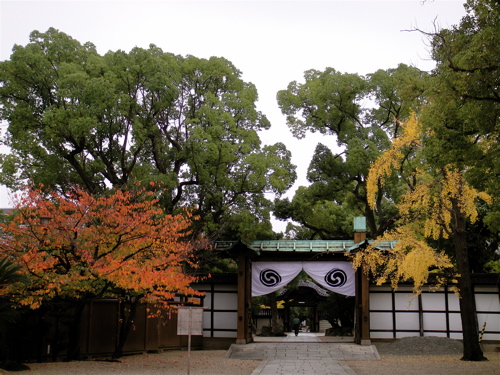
[353,231,365,244]
[354,270,361,344]
[353,217,370,345]
[244,256,253,343]
[236,253,246,344]
[360,263,370,345]
[236,253,252,344]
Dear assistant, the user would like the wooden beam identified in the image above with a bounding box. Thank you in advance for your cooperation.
[361,268,370,344]
[354,270,361,345]
[236,253,246,344]
[354,230,371,345]
[353,231,365,244]
[245,256,252,343]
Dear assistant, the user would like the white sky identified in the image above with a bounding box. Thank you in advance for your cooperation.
[0,0,467,231]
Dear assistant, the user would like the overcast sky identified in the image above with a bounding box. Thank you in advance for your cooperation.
[0,0,467,230]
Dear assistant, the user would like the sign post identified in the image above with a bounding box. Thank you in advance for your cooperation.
[177,306,204,375]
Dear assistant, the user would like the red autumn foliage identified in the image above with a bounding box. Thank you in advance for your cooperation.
[0,185,207,309]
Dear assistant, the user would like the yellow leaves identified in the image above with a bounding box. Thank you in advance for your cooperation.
[396,244,450,289]
[367,114,422,209]
[351,229,453,294]
[391,165,491,243]
[477,191,492,204]
[259,300,285,309]
[359,114,493,294]
[441,168,492,225]
[368,115,491,235]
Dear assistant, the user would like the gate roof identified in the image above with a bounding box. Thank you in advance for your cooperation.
[213,239,397,258]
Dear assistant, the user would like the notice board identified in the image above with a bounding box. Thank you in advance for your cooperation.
[177,307,203,336]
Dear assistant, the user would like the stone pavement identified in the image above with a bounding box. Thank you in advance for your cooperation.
[226,333,380,375]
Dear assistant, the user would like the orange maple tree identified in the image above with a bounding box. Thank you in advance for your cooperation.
[0,185,208,358]
[1,184,205,308]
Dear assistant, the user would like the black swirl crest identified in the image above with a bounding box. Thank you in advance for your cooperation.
[325,268,347,287]
[260,269,282,287]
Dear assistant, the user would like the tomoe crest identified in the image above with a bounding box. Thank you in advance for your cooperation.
[260,269,281,287]
[324,268,347,287]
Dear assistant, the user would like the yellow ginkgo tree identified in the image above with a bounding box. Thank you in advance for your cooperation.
[352,115,491,361]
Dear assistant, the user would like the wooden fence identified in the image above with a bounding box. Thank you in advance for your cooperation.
[78,299,202,357]
[10,299,202,363]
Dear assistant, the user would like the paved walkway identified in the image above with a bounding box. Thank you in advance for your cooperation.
[226,333,380,375]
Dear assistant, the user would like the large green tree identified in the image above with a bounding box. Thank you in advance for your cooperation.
[275,64,426,238]
[0,28,296,240]
[421,0,500,213]
[364,115,491,361]
[414,0,499,360]
[359,0,499,361]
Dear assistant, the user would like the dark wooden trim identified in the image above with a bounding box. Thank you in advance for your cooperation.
[196,289,238,294]
[418,294,424,337]
[245,257,253,343]
[203,329,238,332]
[210,283,215,338]
[391,289,396,339]
[237,253,246,342]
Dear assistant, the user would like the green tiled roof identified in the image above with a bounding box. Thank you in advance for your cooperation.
[252,240,355,252]
[213,239,397,255]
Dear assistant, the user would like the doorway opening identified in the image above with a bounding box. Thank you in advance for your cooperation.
[252,278,355,340]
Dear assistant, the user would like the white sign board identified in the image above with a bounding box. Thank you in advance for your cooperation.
[177,307,203,336]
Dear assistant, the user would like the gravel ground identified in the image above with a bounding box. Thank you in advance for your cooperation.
[2,337,498,374]
[6,350,260,375]
[347,337,500,375]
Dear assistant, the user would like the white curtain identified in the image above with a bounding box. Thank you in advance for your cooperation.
[252,262,303,296]
[252,261,355,297]
[302,261,355,296]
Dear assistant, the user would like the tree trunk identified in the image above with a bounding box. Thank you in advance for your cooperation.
[112,297,141,359]
[365,207,378,237]
[451,198,486,361]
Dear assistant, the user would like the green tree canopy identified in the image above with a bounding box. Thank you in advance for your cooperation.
[357,0,500,360]
[275,64,425,238]
[418,0,500,272]
[0,28,296,240]
[422,0,500,204]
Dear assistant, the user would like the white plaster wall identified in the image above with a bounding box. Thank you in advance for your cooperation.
[369,285,499,340]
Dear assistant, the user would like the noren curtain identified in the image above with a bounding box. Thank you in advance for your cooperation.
[252,261,355,297]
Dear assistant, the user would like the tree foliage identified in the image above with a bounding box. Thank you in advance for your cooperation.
[357,114,492,361]
[317,294,354,331]
[351,0,499,361]
[358,116,489,290]
[0,257,27,363]
[0,28,296,240]
[409,1,499,360]
[274,185,355,239]
[422,0,500,217]
[0,257,26,328]
[0,185,204,310]
[275,65,426,238]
